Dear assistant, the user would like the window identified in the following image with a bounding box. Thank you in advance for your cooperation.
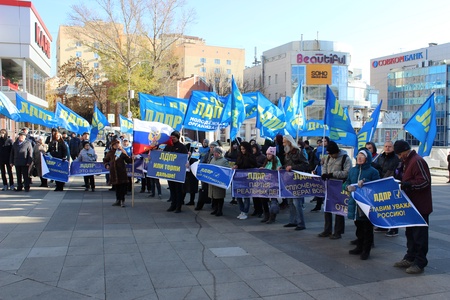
[93,53,99,59]
[200,58,206,63]
[227,60,231,65]
[94,62,99,68]
[226,69,231,75]
[268,76,271,85]
[275,74,278,84]
[75,41,82,47]
[93,42,99,49]
[214,59,220,64]
[214,68,220,74]
[76,51,82,57]
[200,67,206,73]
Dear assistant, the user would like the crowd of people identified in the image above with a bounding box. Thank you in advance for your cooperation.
[0,128,433,274]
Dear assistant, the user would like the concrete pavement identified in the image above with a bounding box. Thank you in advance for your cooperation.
[0,174,449,300]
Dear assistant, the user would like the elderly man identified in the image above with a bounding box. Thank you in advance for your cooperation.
[282,135,310,231]
[10,132,33,192]
[392,140,432,274]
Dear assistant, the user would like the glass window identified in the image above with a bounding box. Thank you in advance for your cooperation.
[76,41,82,47]
[94,62,99,68]
[214,68,220,74]
[214,59,220,64]
[226,60,231,65]
[76,51,82,57]
[200,67,206,73]
[94,53,99,59]
[200,58,206,63]
[226,69,231,74]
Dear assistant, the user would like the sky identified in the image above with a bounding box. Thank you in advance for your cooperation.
[31,0,450,82]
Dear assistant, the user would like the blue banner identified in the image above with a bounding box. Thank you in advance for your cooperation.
[139,93,185,131]
[232,169,279,198]
[351,177,428,228]
[42,154,70,183]
[404,93,436,156]
[324,179,349,216]
[146,151,188,183]
[70,161,109,176]
[299,119,329,137]
[284,81,306,137]
[243,93,258,119]
[119,114,133,134]
[126,159,144,178]
[55,102,91,135]
[16,93,57,127]
[91,104,109,143]
[279,170,325,198]
[183,91,226,131]
[192,162,234,189]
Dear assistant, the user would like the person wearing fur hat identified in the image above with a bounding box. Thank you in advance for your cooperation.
[344,148,380,260]
[392,140,432,274]
[103,139,132,207]
[282,135,309,231]
[318,141,352,239]
[260,146,282,223]
[76,141,98,191]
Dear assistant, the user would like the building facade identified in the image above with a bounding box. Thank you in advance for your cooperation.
[371,43,450,147]
[0,0,51,135]
[244,40,381,142]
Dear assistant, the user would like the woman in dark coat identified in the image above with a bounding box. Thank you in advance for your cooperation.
[184,143,199,206]
[47,132,68,191]
[103,139,132,207]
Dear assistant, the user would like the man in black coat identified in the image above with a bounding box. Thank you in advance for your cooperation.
[10,132,33,192]
[0,129,14,190]
[165,131,188,213]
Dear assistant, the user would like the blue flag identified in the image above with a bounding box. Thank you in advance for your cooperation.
[16,93,57,127]
[54,102,91,135]
[255,92,285,138]
[303,99,315,107]
[119,114,133,134]
[139,93,185,131]
[0,92,20,121]
[404,93,436,157]
[243,93,258,119]
[284,81,306,137]
[184,91,227,131]
[352,177,428,228]
[299,119,330,137]
[229,76,245,141]
[356,100,382,155]
[324,85,357,147]
[90,104,109,143]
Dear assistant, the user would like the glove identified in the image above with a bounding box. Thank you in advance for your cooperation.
[357,179,364,188]
[62,158,67,162]
[347,185,356,192]
[401,182,412,191]
[321,173,332,180]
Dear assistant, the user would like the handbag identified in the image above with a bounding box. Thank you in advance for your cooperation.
[269,199,280,214]
[31,165,38,177]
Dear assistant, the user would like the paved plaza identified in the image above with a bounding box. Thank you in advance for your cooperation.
[0,172,449,300]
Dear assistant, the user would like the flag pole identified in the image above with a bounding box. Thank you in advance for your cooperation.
[131,156,135,207]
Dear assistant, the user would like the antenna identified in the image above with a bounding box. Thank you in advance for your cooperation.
[253,47,261,66]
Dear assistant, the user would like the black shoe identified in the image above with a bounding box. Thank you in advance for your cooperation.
[139,190,145,193]
[310,208,321,212]
[284,223,297,228]
[349,248,363,255]
[186,202,195,206]
[295,226,306,231]
[167,207,176,212]
[14,188,23,192]
[109,188,115,191]
[329,234,342,240]
[174,209,181,213]
[148,194,155,197]
[215,212,223,216]
[250,211,258,216]
[121,201,125,207]
[350,239,358,245]
[318,232,331,237]
[194,207,202,211]
[24,188,30,192]
[112,201,121,206]
[230,200,238,205]
[360,252,370,260]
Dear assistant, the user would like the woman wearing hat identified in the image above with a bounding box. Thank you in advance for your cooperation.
[345,148,380,260]
[47,131,68,191]
[103,139,132,207]
[208,147,230,216]
[260,146,282,223]
[76,141,98,191]
[32,137,48,187]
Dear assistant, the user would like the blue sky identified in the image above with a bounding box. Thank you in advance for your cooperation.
[32,0,450,81]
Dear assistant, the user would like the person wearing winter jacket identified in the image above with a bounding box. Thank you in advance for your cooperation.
[251,143,266,217]
[318,141,352,239]
[0,129,14,190]
[260,146,282,224]
[208,147,230,216]
[344,148,380,260]
[76,141,98,191]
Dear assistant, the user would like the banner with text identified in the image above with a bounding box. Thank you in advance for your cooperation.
[324,179,349,216]
[232,169,279,198]
[41,154,70,183]
[146,151,188,183]
[191,162,234,189]
[126,159,145,178]
[70,162,109,176]
[351,177,428,228]
[279,170,325,198]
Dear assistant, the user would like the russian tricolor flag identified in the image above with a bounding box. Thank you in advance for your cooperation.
[132,119,174,154]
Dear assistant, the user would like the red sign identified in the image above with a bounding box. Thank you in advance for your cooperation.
[35,22,50,59]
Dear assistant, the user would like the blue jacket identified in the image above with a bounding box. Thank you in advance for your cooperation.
[345,148,380,220]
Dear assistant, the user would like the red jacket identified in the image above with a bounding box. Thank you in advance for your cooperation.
[402,150,432,216]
